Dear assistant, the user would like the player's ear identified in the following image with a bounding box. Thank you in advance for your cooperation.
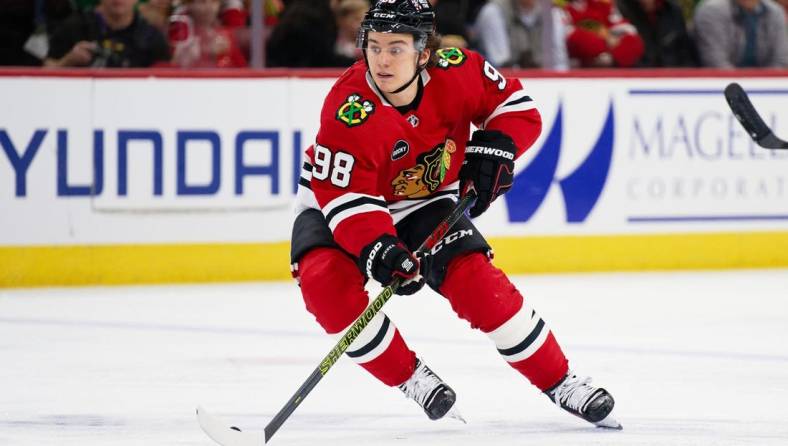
[418,49,430,66]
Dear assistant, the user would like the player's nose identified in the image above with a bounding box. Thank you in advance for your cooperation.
[377,51,392,66]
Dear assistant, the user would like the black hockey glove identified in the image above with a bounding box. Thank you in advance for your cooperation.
[459,129,517,218]
[358,234,431,296]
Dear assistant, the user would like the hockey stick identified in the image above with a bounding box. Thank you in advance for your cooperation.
[197,191,477,446]
[724,82,788,150]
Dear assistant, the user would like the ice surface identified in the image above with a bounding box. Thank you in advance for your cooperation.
[1,269,788,445]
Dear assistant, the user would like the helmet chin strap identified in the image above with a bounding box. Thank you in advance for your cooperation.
[390,67,421,94]
[388,54,427,95]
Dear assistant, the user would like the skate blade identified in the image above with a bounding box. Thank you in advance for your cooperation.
[594,412,622,430]
[447,408,467,424]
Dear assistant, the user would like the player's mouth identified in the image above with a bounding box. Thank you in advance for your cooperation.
[376,72,394,80]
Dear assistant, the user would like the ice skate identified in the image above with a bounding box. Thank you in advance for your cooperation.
[399,358,464,422]
[545,372,622,429]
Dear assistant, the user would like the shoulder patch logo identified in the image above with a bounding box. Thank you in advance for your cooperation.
[337,94,375,127]
[391,140,410,160]
[436,47,466,69]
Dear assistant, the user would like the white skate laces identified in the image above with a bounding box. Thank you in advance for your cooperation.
[550,373,595,413]
[547,371,622,429]
[400,361,440,406]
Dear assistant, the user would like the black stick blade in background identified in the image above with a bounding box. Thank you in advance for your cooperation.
[724,82,788,150]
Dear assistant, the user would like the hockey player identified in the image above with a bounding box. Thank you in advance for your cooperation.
[290,0,621,429]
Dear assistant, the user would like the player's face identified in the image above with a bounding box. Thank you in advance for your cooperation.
[366,32,429,93]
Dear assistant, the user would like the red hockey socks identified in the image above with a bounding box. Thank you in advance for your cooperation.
[298,247,416,386]
[440,252,568,390]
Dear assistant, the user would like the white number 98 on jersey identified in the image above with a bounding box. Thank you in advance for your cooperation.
[313,145,356,188]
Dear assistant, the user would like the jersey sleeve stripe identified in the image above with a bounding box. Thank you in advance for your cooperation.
[301,162,313,181]
[299,159,313,189]
[504,95,533,107]
[483,90,537,128]
[295,183,320,215]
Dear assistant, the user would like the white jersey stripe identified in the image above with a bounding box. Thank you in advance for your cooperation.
[294,183,319,215]
[321,192,386,218]
[327,204,390,232]
[483,89,537,128]
[301,164,312,181]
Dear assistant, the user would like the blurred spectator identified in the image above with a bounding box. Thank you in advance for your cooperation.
[263,0,285,27]
[171,0,252,60]
[0,0,74,66]
[138,0,173,34]
[172,0,249,27]
[474,0,570,69]
[778,0,788,19]
[73,0,101,11]
[220,0,248,27]
[431,0,470,48]
[674,0,701,22]
[694,0,788,68]
[170,0,248,67]
[334,0,369,60]
[45,0,170,68]
[617,0,699,66]
[266,0,355,67]
[564,0,646,67]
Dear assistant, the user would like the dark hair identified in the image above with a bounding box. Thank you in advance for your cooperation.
[424,32,441,68]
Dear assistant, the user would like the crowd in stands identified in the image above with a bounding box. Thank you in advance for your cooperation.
[0,0,786,69]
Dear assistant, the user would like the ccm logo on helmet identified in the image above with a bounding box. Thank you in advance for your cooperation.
[372,12,396,18]
[465,146,515,160]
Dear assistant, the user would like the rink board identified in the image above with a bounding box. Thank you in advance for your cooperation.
[2,232,788,287]
[1,70,787,286]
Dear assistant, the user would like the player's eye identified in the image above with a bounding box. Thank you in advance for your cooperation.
[369,46,382,55]
[389,47,403,57]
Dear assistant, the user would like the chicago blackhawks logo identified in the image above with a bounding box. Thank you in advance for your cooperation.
[436,47,466,69]
[337,94,375,127]
[391,139,456,198]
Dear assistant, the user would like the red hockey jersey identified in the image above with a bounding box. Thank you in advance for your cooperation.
[297,48,542,257]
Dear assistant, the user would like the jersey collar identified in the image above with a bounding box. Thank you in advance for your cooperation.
[366,69,432,107]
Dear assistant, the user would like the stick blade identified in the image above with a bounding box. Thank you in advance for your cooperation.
[724,82,770,140]
[196,406,264,446]
[758,132,788,150]
[724,82,788,150]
